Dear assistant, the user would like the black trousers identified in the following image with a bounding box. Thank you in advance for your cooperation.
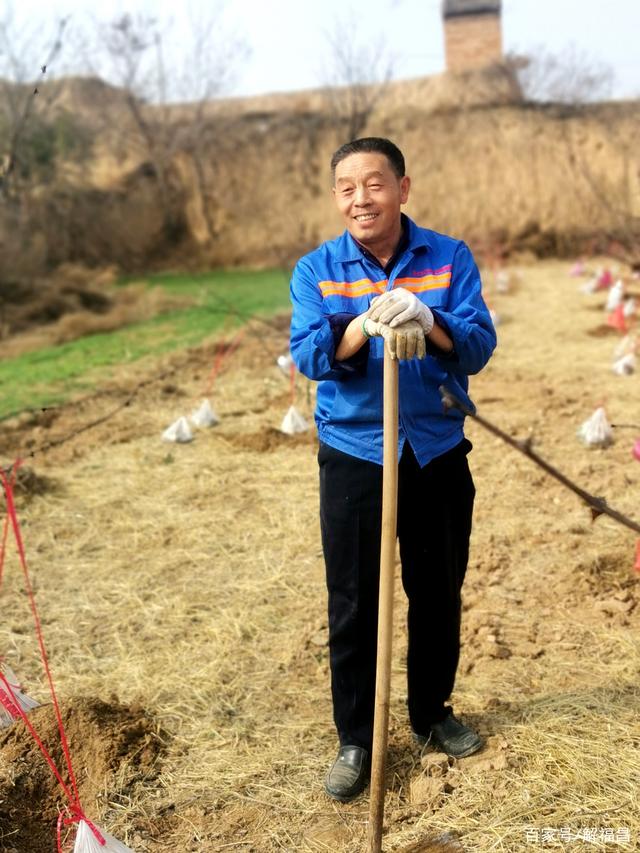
[318,438,475,750]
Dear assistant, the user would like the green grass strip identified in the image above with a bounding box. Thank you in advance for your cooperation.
[0,268,292,420]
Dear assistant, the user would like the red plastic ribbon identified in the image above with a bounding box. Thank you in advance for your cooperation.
[289,361,296,407]
[0,669,73,801]
[0,675,21,718]
[202,326,247,398]
[0,464,18,589]
[0,516,9,589]
[0,461,95,840]
[606,303,627,333]
[57,807,106,852]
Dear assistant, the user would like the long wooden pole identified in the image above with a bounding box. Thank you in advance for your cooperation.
[368,347,399,853]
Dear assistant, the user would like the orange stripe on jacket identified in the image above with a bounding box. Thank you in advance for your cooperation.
[319,278,387,298]
[394,273,451,293]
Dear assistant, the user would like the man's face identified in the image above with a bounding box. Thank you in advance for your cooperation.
[333,152,410,248]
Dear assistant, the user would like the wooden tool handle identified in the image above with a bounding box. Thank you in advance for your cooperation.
[368,346,399,853]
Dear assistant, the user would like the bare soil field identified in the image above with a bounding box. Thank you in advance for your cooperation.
[0,259,639,852]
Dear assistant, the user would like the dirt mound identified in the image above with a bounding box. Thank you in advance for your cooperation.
[226,426,317,453]
[0,263,193,355]
[401,834,465,852]
[0,264,114,335]
[3,465,59,503]
[0,698,163,853]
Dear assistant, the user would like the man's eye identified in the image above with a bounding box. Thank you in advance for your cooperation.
[342,188,354,195]
[368,184,382,190]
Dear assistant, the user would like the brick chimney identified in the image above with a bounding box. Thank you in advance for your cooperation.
[443,0,503,72]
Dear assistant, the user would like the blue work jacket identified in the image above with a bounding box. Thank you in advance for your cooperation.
[289,215,496,466]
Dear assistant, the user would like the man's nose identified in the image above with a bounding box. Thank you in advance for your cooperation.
[353,185,371,205]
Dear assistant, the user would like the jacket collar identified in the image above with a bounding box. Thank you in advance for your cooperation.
[333,214,431,263]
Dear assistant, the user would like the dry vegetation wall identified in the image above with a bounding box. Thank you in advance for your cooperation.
[1,74,639,273]
[179,100,640,267]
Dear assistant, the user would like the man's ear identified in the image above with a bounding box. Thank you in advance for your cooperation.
[400,175,411,204]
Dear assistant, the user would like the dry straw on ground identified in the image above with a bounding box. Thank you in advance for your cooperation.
[0,259,639,851]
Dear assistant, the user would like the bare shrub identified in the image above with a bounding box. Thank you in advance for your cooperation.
[319,11,396,141]
[509,45,614,104]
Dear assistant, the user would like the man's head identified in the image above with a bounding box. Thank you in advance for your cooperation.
[331,138,410,255]
[330,137,406,182]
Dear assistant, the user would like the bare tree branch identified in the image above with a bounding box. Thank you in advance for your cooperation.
[85,9,249,249]
[320,11,396,140]
[510,45,614,105]
[0,15,68,198]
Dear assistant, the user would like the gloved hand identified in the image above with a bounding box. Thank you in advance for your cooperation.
[363,318,426,360]
[368,288,434,335]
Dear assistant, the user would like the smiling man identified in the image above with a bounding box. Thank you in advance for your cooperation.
[289,137,496,802]
[335,149,409,256]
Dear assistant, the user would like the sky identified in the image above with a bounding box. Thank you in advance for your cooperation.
[4,0,640,100]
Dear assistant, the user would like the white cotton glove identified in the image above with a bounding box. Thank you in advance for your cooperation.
[368,288,434,334]
[363,318,426,360]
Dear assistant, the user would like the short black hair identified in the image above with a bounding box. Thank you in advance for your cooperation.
[330,137,406,182]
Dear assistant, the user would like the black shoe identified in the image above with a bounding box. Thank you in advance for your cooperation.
[414,712,484,759]
[324,745,370,802]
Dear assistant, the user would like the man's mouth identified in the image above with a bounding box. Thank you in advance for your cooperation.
[354,213,378,222]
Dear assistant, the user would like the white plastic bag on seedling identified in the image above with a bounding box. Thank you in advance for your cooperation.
[579,275,599,294]
[162,416,193,443]
[276,352,294,374]
[605,280,624,312]
[578,407,613,447]
[190,399,219,428]
[613,333,637,359]
[612,353,636,376]
[73,820,134,853]
[495,270,510,293]
[0,663,39,727]
[623,297,637,319]
[280,405,309,435]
